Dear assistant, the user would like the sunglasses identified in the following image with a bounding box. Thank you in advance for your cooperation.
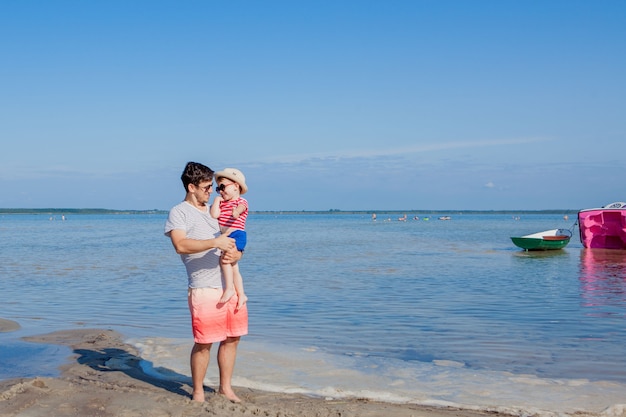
[196,184,213,193]
[216,183,236,192]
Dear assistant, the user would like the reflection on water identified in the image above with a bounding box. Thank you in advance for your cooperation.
[512,249,570,259]
[579,249,626,315]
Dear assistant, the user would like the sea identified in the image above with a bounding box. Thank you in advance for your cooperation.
[1,211,625,417]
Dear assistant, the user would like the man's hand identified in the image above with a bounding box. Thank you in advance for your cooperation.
[215,234,236,252]
[222,248,242,263]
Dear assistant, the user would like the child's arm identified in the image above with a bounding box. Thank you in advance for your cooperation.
[209,196,223,219]
[231,203,247,219]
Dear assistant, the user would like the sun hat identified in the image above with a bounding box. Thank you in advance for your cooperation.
[214,168,248,195]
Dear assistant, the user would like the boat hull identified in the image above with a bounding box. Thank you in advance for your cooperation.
[578,206,626,249]
[511,236,570,251]
[510,229,571,251]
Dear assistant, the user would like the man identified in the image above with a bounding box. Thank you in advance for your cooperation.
[164,161,248,403]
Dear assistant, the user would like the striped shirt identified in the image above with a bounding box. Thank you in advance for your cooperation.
[164,201,223,289]
[217,197,248,231]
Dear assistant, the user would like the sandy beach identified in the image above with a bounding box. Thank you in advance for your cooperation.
[0,327,510,417]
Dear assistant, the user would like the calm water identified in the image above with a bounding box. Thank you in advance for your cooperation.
[1,212,626,416]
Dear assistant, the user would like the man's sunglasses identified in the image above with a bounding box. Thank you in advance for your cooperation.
[196,184,213,193]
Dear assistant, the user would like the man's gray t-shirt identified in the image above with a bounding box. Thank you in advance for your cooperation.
[164,201,223,289]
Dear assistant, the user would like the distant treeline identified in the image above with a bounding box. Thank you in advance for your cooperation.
[256,209,578,215]
[0,208,166,215]
[1,208,579,216]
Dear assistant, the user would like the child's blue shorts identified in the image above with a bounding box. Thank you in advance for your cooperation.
[228,230,247,252]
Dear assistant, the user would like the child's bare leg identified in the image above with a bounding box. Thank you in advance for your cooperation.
[232,262,248,310]
[219,260,236,304]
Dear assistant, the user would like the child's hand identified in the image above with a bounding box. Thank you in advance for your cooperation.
[212,196,223,204]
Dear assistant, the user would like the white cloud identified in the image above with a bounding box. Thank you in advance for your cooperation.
[248,137,551,164]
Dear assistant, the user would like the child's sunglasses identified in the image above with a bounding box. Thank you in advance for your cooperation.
[216,183,236,192]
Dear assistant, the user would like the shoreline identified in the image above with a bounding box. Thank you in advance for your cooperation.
[0,328,508,417]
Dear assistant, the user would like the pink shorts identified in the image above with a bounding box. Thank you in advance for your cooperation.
[187,287,248,344]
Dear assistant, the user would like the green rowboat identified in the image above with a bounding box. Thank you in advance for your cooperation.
[511,228,572,251]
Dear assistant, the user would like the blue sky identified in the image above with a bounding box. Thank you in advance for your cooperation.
[1,1,625,211]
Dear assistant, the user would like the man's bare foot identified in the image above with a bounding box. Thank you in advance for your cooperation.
[236,293,248,310]
[219,288,235,304]
[218,387,241,403]
[191,391,205,402]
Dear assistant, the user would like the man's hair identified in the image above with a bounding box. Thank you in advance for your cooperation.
[181,162,214,192]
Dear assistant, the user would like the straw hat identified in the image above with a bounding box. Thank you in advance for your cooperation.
[214,168,248,195]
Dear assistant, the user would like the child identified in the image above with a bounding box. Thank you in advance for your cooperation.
[210,168,249,310]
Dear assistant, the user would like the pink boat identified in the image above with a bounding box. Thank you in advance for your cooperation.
[578,202,626,249]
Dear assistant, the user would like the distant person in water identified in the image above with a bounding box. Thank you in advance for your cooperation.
[210,168,249,310]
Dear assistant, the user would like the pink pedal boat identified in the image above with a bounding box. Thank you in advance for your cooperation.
[578,202,626,249]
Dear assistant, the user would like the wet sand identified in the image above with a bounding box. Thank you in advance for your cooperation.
[0,328,508,417]
[0,319,20,333]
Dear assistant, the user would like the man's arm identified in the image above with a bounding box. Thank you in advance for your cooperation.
[169,229,235,255]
